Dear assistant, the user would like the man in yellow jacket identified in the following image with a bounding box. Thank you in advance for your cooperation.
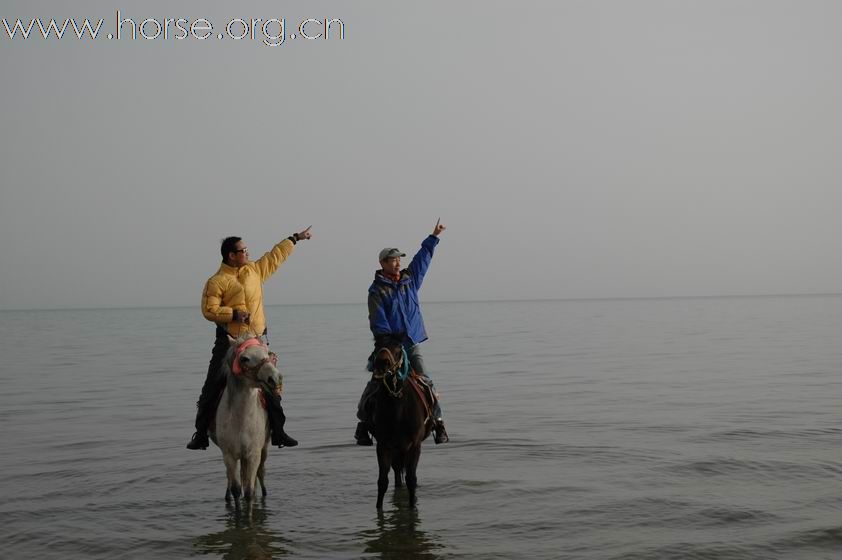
[186,227,312,450]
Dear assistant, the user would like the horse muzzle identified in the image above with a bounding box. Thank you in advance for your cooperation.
[258,363,282,393]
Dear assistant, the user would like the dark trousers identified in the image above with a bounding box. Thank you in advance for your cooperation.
[194,327,288,440]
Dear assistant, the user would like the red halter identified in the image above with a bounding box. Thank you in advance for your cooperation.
[231,338,268,376]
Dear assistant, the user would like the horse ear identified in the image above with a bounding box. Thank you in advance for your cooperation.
[227,334,237,346]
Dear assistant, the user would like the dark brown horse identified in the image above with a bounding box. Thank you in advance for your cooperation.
[369,336,432,509]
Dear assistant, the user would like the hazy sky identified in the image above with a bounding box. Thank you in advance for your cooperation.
[2,1,841,310]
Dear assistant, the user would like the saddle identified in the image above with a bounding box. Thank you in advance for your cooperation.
[410,374,438,425]
[365,372,438,428]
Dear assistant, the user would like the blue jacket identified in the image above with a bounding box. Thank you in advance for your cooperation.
[368,235,440,345]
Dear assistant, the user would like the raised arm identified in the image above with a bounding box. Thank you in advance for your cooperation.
[407,219,445,288]
[253,226,313,281]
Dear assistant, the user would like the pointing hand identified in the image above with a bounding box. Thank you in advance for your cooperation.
[296,226,313,241]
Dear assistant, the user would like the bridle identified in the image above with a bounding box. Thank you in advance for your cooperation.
[372,346,406,397]
[371,345,432,423]
[231,338,277,381]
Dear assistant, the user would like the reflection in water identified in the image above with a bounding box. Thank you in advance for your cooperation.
[362,494,443,560]
[193,500,290,559]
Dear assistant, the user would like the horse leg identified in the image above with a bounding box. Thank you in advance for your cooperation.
[223,453,241,501]
[376,444,391,510]
[405,445,421,509]
[257,445,268,497]
[240,460,250,501]
[392,452,404,488]
[241,450,262,501]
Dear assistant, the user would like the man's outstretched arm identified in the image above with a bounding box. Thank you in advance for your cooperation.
[254,226,313,281]
[407,219,445,288]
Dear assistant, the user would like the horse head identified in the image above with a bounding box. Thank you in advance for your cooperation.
[373,333,407,372]
[372,334,409,397]
[225,335,282,394]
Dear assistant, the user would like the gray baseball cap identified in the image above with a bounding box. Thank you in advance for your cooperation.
[379,247,406,261]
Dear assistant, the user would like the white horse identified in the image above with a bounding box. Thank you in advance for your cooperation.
[209,335,282,501]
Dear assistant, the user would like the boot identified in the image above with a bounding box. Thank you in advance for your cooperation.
[266,392,298,448]
[354,421,373,446]
[186,431,209,450]
[186,402,213,450]
[272,430,299,448]
[433,419,449,444]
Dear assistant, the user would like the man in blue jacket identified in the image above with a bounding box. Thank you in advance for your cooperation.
[355,219,450,445]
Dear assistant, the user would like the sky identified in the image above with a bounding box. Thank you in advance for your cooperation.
[2,1,842,310]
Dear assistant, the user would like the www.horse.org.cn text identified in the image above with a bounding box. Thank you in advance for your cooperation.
[2,12,346,47]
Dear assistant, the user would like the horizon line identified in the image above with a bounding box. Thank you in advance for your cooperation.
[1,291,841,312]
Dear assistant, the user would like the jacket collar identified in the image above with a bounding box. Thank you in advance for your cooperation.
[373,269,408,285]
[219,262,242,276]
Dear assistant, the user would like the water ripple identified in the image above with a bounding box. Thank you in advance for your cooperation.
[659,457,842,482]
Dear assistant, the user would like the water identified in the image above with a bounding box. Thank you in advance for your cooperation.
[2,296,842,559]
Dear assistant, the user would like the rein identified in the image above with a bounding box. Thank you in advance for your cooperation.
[372,346,410,397]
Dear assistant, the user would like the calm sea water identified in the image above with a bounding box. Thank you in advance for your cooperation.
[2,296,842,559]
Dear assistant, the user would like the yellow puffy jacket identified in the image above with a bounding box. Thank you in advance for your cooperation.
[201,238,295,337]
